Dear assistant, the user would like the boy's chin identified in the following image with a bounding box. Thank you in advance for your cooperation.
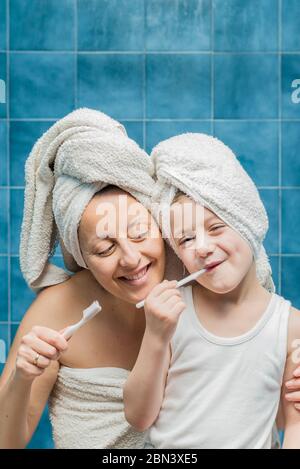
[199,279,240,294]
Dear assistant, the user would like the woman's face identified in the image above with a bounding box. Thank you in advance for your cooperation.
[78,188,165,304]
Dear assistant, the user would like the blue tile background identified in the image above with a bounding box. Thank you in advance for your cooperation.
[0,0,299,449]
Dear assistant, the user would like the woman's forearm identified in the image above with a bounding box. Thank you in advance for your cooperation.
[123,330,170,432]
[0,369,33,448]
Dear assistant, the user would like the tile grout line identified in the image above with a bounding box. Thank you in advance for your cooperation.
[211,0,214,135]
[278,0,282,295]
[143,0,146,151]
[6,0,11,349]
[4,50,300,55]
[74,0,78,109]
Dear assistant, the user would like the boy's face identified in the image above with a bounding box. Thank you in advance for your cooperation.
[170,195,254,294]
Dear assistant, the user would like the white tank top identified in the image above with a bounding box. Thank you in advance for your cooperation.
[147,286,291,449]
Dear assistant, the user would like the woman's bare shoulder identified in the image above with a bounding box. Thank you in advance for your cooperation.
[23,270,97,330]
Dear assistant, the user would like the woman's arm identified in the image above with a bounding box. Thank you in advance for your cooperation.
[123,280,185,432]
[0,286,68,448]
[281,306,300,449]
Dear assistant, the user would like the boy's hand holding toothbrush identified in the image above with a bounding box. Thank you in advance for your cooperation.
[143,280,186,345]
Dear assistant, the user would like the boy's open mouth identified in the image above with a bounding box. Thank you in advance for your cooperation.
[205,260,224,271]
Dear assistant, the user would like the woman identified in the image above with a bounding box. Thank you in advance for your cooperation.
[0,109,298,448]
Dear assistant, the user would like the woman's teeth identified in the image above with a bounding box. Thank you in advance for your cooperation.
[124,265,148,281]
[121,264,151,284]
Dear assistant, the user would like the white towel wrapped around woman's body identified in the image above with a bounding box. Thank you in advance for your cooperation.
[49,366,146,449]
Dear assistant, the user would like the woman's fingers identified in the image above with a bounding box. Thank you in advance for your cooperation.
[293,366,300,378]
[31,326,68,352]
[285,391,300,403]
[23,334,61,360]
[286,378,300,390]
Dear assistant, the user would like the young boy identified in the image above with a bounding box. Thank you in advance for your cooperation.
[123,133,300,449]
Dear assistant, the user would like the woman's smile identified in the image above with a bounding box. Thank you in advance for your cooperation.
[118,262,152,287]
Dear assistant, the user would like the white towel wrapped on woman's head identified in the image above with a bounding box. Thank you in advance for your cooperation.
[20,108,155,292]
[151,133,275,293]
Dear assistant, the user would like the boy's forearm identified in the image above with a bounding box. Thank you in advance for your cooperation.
[0,369,32,448]
[123,330,170,432]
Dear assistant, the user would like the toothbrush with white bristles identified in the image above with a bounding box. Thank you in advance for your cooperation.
[135,268,207,309]
[62,301,102,340]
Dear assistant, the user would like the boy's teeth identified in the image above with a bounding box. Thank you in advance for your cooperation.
[124,266,148,280]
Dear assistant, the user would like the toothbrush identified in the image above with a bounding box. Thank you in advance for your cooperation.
[135,268,207,309]
[62,301,102,340]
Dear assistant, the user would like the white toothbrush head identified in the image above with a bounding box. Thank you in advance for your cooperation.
[82,300,102,321]
[62,301,102,340]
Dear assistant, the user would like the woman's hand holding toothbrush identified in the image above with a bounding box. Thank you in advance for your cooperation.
[15,325,69,382]
[14,301,101,383]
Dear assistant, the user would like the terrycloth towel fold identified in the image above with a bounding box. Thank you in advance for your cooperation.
[20,108,155,292]
[150,133,275,293]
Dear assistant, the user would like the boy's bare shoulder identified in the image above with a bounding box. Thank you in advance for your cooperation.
[287,305,300,354]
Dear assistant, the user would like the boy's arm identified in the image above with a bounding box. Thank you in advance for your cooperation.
[123,333,171,432]
[281,306,300,449]
[123,280,185,433]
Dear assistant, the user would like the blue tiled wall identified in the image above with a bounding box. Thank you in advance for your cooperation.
[0,0,299,448]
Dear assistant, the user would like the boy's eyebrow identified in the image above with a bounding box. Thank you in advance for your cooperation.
[173,213,222,238]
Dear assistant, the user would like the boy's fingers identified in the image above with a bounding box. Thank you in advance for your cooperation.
[152,280,178,297]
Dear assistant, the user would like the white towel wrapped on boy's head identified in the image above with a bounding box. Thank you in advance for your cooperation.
[20,108,155,292]
[151,133,275,293]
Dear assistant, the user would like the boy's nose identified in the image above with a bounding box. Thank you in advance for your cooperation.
[195,240,215,258]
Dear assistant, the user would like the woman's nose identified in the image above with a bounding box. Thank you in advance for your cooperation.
[119,241,141,268]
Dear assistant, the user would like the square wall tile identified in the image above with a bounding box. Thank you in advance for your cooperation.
[0,188,8,254]
[0,120,7,185]
[10,189,24,255]
[146,0,211,51]
[282,55,300,119]
[0,52,6,118]
[146,120,211,153]
[282,122,300,186]
[214,0,278,51]
[0,0,6,50]
[214,121,279,187]
[0,256,8,321]
[78,0,144,51]
[0,324,8,364]
[78,54,143,119]
[282,189,300,255]
[10,0,74,50]
[10,121,52,186]
[269,255,279,293]
[121,121,144,149]
[11,257,36,322]
[10,323,19,344]
[10,53,75,118]
[259,189,279,254]
[282,0,300,51]
[214,55,278,119]
[282,257,300,309]
[146,54,211,118]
